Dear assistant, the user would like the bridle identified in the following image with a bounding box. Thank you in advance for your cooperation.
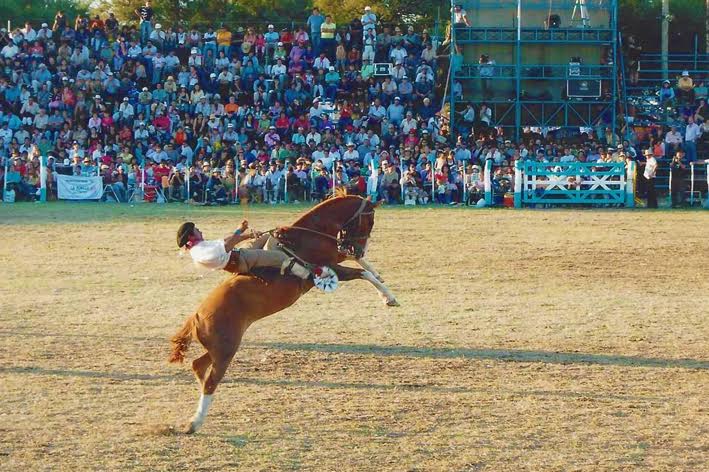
[271,198,375,258]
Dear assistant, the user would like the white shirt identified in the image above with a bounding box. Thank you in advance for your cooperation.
[665,131,682,144]
[644,157,658,180]
[685,123,702,143]
[190,239,230,270]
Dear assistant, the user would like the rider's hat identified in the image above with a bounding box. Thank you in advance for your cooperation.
[177,222,195,248]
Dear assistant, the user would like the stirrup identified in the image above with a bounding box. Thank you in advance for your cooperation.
[280,258,296,276]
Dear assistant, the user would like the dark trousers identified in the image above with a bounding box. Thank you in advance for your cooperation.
[646,177,658,208]
[671,179,684,207]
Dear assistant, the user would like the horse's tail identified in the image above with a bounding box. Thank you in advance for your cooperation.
[168,313,197,364]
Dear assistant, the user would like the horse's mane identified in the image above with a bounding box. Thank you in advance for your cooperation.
[291,193,364,227]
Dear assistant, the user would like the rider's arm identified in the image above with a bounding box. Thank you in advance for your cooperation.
[223,220,250,252]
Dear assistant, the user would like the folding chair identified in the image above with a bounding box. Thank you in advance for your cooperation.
[126,183,142,203]
[3,171,21,201]
[102,184,120,202]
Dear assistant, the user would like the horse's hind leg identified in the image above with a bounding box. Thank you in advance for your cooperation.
[332,265,399,307]
[185,344,239,434]
[191,352,212,387]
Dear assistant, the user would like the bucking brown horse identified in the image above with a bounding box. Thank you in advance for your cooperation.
[168,195,398,433]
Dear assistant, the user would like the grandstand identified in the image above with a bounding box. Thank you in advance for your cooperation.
[0,2,706,208]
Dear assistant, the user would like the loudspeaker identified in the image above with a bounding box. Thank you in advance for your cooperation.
[567,79,601,98]
[374,63,392,76]
[547,14,561,28]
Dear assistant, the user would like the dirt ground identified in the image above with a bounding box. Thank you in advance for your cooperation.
[1,203,707,471]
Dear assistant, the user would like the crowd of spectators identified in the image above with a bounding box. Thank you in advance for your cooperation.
[0,2,462,205]
[0,3,705,208]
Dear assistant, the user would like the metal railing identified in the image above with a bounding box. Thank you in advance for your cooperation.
[454,26,614,43]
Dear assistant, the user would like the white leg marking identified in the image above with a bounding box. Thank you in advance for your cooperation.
[357,258,383,282]
[188,393,213,433]
[361,271,399,306]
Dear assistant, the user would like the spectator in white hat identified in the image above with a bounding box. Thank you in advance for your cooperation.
[361,6,377,34]
[265,24,279,58]
[36,23,52,41]
[149,23,165,50]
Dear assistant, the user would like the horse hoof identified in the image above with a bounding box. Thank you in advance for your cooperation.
[184,422,197,435]
[385,298,400,307]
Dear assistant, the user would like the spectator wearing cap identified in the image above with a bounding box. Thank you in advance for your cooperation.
[658,79,675,109]
[264,24,280,58]
[643,149,658,208]
[676,70,694,105]
[188,47,203,68]
[36,22,52,41]
[387,97,404,126]
[325,66,341,101]
[361,6,377,34]
[149,23,166,51]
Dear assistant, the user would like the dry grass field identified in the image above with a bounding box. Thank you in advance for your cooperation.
[1,203,708,471]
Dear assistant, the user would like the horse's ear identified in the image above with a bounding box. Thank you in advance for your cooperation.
[373,200,383,208]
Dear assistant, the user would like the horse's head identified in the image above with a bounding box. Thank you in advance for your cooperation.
[338,196,380,259]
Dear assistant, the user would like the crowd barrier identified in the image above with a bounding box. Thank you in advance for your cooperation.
[3,158,709,209]
[513,161,636,208]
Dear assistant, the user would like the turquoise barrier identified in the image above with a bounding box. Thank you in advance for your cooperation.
[514,161,636,207]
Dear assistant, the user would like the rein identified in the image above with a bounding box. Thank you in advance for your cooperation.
[271,198,374,255]
[278,225,339,242]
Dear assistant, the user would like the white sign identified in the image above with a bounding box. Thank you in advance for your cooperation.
[57,175,104,200]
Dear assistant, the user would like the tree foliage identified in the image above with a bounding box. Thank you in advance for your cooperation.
[91,0,312,27]
[2,0,705,53]
[312,0,440,27]
[0,0,88,26]
[619,0,707,52]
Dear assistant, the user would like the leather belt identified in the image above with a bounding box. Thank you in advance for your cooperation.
[223,250,240,273]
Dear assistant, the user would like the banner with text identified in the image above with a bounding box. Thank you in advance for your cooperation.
[57,175,103,200]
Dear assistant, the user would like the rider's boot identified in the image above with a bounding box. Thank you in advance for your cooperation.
[280,259,311,279]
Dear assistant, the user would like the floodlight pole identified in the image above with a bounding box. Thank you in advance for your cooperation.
[661,0,669,81]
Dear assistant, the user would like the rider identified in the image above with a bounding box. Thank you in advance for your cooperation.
[176,220,311,279]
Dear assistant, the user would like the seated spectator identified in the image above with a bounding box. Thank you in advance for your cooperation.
[676,70,695,105]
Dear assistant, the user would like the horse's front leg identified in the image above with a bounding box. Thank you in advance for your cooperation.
[356,257,384,283]
[346,241,385,283]
[332,265,399,307]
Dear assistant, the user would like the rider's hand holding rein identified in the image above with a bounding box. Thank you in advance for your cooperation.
[224,220,250,251]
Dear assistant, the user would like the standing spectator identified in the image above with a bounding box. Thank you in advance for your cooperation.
[264,25,279,59]
[683,116,702,162]
[320,15,337,58]
[361,6,377,35]
[625,35,642,86]
[453,4,471,27]
[307,7,325,54]
[478,54,495,99]
[135,0,154,46]
[216,24,232,58]
[643,149,658,209]
[669,150,686,208]
[53,10,68,34]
